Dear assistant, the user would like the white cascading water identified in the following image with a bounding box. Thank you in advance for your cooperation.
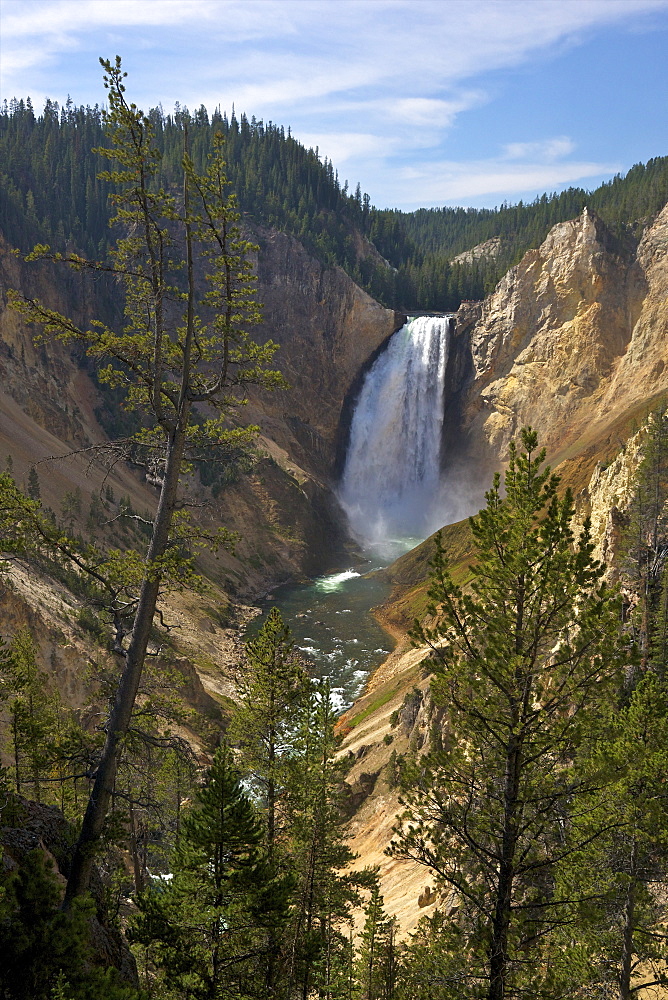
[338,315,451,554]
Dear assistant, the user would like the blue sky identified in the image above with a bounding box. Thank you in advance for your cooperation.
[1,0,667,210]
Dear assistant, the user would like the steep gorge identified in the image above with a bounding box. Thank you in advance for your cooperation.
[3,197,668,938]
[0,225,400,593]
[337,201,668,934]
[0,221,400,733]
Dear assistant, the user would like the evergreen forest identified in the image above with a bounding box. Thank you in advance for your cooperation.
[4,418,668,998]
[2,94,668,311]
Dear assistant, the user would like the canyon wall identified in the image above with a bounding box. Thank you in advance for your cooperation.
[0,227,399,594]
[444,204,668,482]
[341,201,668,935]
[250,226,402,476]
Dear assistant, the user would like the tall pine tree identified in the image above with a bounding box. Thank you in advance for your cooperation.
[8,57,282,903]
[131,744,290,999]
[389,429,625,1000]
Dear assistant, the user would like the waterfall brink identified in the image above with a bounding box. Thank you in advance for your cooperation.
[338,315,451,554]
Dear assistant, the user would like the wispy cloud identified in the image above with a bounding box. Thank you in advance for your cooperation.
[4,0,665,104]
[389,94,485,130]
[391,155,622,208]
[502,138,577,162]
[1,0,666,208]
[297,131,398,166]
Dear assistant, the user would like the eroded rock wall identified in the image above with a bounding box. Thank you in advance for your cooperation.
[248,226,402,478]
[0,227,399,592]
[349,204,668,933]
[447,205,668,473]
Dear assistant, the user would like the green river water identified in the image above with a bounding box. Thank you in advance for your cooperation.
[249,560,398,713]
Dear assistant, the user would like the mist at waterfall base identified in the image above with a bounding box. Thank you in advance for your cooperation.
[251,316,461,712]
[338,315,452,560]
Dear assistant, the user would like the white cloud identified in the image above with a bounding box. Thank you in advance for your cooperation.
[296,131,397,165]
[223,59,382,112]
[3,0,666,102]
[389,94,485,129]
[1,0,665,208]
[390,156,622,207]
[2,0,220,38]
[502,138,577,162]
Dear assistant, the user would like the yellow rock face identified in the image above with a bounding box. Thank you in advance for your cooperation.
[351,205,668,933]
[457,205,668,464]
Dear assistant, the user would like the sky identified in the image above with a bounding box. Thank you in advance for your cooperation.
[1,0,667,211]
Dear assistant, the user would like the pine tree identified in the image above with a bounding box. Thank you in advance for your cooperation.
[8,57,282,904]
[2,629,55,801]
[26,466,40,501]
[229,608,309,861]
[622,403,668,675]
[555,654,668,997]
[395,911,465,1000]
[389,429,625,1000]
[354,876,397,1000]
[285,679,360,1000]
[228,608,308,995]
[0,849,139,1000]
[0,628,92,817]
[131,744,290,999]
[229,618,362,998]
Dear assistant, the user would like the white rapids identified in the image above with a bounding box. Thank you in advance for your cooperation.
[338,315,451,554]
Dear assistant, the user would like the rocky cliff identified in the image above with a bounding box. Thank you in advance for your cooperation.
[339,201,668,936]
[444,204,668,483]
[249,226,402,476]
[0,226,398,595]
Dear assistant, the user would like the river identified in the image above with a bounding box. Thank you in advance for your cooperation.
[251,561,395,712]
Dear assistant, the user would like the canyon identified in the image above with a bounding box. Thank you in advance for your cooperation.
[1,197,668,935]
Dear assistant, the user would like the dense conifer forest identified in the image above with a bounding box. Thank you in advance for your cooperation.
[2,95,668,310]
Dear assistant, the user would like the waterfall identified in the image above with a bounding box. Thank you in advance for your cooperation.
[338,315,451,553]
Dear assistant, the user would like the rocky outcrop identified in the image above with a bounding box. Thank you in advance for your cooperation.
[446,206,668,475]
[248,227,402,478]
[585,427,645,570]
[598,204,668,424]
[451,236,503,266]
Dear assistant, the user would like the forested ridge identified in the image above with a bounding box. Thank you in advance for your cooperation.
[2,95,668,311]
[369,158,668,305]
